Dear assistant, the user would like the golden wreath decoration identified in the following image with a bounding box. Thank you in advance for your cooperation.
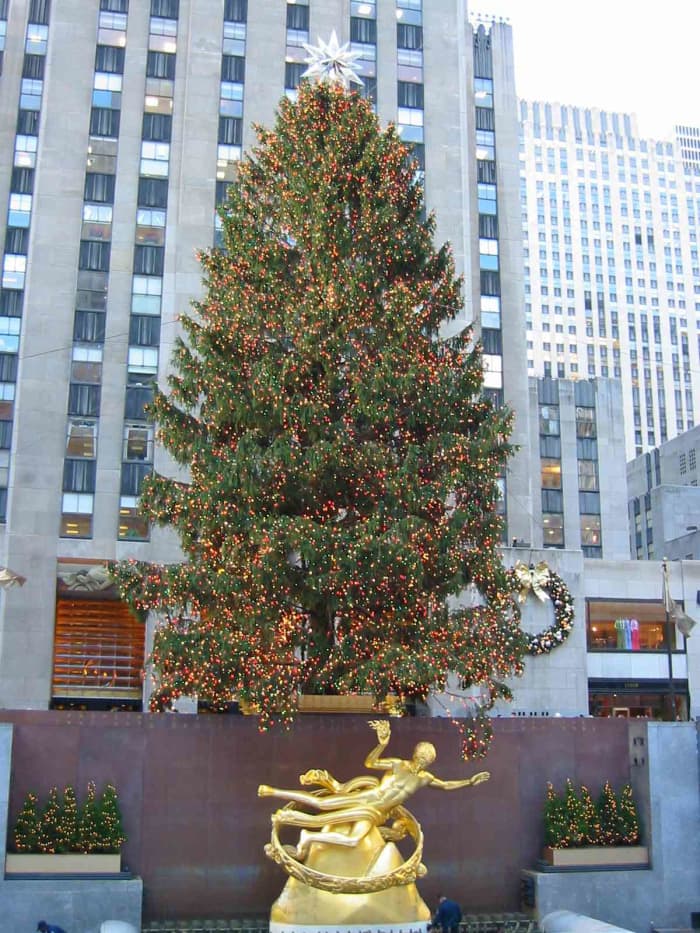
[507,560,575,655]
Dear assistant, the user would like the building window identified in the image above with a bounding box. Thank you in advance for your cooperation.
[587,600,679,652]
[541,459,561,489]
[146,51,176,80]
[542,513,564,547]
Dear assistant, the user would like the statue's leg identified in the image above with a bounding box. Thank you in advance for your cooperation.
[296,818,373,859]
[260,785,361,812]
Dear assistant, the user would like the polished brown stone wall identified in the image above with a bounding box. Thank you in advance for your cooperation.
[0,711,632,919]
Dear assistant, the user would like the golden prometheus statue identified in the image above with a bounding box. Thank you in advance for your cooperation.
[258,720,489,929]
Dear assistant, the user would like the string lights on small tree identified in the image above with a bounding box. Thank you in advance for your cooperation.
[110,67,526,758]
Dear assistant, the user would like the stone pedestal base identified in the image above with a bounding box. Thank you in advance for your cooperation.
[271,923,429,933]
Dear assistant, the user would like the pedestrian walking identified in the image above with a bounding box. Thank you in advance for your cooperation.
[432,895,462,933]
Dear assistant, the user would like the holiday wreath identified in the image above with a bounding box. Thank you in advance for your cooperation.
[508,560,575,655]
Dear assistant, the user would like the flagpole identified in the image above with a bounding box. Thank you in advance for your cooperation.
[662,559,676,721]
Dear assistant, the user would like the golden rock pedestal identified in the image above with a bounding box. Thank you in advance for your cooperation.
[269,824,430,933]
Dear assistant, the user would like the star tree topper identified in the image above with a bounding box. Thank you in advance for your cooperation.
[302,30,364,89]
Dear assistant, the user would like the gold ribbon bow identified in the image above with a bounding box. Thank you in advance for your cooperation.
[513,560,551,603]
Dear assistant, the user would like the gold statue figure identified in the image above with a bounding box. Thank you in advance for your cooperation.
[258,720,489,919]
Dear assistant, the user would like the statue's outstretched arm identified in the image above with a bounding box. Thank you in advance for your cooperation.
[427,770,490,791]
[364,719,400,771]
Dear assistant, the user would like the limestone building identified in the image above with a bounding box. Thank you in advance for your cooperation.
[519,103,700,460]
[0,0,534,709]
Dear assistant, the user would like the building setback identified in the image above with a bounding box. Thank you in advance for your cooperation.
[519,101,700,460]
[0,0,535,709]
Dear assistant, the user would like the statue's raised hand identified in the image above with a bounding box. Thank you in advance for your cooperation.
[368,719,391,744]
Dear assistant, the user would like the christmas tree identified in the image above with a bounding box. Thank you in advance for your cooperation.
[617,783,640,845]
[78,781,101,854]
[543,782,569,848]
[579,784,603,846]
[97,784,127,852]
[37,786,62,854]
[12,791,41,852]
[111,67,524,755]
[598,780,622,846]
[57,785,79,853]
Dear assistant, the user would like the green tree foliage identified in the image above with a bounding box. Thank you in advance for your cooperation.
[37,786,62,854]
[110,81,524,755]
[543,781,569,848]
[618,783,641,845]
[12,791,41,853]
[78,781,102,854]
[598,780,623,846]
[97,784,127,852]
[579,784,603,845]
[57,785,79,853]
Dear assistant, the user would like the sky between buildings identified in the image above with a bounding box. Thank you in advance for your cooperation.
[469,0,700,140]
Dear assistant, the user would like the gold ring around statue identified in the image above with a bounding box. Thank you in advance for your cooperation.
[265,803,427,894]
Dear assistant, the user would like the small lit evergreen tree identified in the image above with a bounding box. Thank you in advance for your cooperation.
[97,784,127,852]
[78,781,101,853]
[617,783,640,845]
[598,780,622,846]
[110,71,524,758]
[579,784,602,845]
[563,778,588,847]
[56,785,79,853]
[543,782,569,848]
[37,786,62,854]
[12,791,41,853]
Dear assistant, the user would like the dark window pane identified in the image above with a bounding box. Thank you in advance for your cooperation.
[74,310,106,343]
[224,0,246,21]
[11,168,34,195]
[142,112,172,142]
[147,51,176,79]
[221,55,244,82]
[129,315,161,346]
[125,385,154,420]
[479,214,498,238]
[542,489,563,513]
[133,245,164,276]
[79,240,110,272]
[218,117,242,145]
[480,270,500,296]
[22,54,45,79]
[397,81,423,109]
[84,173,115,203]
[151,0,178,16]
[69,384,101,417]
[286,4,308,29]
[475,107,495,130]
[101,0,128,11]
[0,290,23,317]
[477,160,496,183]
[215,181,232,206]
[95,45,125,74]
[397,23,422,50]
[285,62,305,90]
[63,459,96,493]
[350,16,375,43]
[138,177,168,208]
[481,328,502,354]
[89,107,120,138]
[121,462,152,496]
[5,228,29,255]
[17,110,39,135]
[0,355,17,382]
[28,0,50,24]
[0,422,12,450]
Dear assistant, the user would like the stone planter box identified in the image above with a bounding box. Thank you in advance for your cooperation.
[297,694,380,713]
[542,845,649,868]
[5,852,121,875]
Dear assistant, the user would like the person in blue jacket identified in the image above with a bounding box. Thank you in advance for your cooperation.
[432,896,462,933]
[37,921,67,933]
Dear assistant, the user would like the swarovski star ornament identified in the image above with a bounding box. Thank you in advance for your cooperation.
[302,30,364,89]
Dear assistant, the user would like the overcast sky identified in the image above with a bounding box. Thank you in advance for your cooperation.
[469,0,700,139]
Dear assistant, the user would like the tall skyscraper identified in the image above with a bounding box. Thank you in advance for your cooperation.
[0,1,532,709]
[519,102,700,460]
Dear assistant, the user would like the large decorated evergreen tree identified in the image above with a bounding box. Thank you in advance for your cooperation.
[111,66,525,755]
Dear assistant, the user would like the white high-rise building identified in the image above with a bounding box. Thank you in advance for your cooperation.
[519,102,700,460]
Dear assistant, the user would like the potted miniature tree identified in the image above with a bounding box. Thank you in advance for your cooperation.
[6,783,126,875]
[542,780,648,868]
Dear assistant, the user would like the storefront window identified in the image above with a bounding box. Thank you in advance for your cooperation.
[587,599,683,651]
[589,688,687,721]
